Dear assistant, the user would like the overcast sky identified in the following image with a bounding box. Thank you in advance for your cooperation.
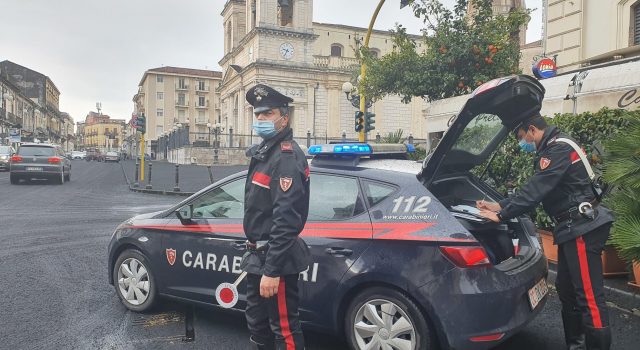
[0,0,542,124]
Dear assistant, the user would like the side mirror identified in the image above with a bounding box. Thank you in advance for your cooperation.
[175,205,194,225]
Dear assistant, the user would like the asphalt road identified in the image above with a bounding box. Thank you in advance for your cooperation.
[0,161,638,350]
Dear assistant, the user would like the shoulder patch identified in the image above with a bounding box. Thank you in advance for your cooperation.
[540,157,551,170]
[280,177,293,192]
[280,141,293,152]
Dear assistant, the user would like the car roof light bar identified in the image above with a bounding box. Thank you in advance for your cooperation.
[308,143,414,156]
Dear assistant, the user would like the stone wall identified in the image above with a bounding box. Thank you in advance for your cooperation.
[167,146,250,166]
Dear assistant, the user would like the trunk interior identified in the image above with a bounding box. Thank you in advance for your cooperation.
[428,174,538,267]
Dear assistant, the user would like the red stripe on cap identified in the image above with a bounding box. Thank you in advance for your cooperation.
[277,279,295,350]
[576,236,603,328]
[252,171,271,189]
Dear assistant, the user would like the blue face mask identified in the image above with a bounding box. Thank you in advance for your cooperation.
[518,139,536,153]
[252,116,283,140]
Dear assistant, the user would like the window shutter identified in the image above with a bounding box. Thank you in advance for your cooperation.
[635,5,640,45]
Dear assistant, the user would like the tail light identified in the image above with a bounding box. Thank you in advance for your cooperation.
[470,333,505,342]
[11,155,23,162]
[48,157,62,164]
[439,246,491,268]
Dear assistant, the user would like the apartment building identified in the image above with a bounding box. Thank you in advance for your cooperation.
[133,66,222,153]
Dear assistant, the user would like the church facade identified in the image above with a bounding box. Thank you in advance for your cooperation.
[217,0,427,147]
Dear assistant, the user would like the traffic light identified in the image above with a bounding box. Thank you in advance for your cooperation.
[365,112,376,132]
[137,114,146,134]
[354,111,364,132]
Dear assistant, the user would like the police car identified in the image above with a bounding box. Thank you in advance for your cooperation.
[108,75,548,350]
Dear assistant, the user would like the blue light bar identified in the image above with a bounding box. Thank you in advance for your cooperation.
[308,143,373,155]
[406,144,416,153]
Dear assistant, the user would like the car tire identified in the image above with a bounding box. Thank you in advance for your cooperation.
[10,173,19,185]
[64,171,70,182]
[344,287,434,350]
[113,249,157,312]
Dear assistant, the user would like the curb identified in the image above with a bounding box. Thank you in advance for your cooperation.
[120,162,195,197]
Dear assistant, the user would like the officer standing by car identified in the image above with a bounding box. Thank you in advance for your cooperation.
[242,84,310,350]
[478,114,613,350]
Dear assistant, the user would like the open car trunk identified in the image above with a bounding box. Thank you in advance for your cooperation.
[418,75,546,266]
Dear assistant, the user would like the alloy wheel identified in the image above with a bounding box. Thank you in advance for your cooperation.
[353,298,416,350]
[117,257,151,306]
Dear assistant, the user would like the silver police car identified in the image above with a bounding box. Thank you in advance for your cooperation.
[10,143,71,184]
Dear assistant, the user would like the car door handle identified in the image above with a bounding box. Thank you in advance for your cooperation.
[231,240,247,251]
[325,247,353,256]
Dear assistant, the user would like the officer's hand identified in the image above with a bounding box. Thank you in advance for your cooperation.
[476,200,501,211]
[260,275,280,298]
[478,210,500,222]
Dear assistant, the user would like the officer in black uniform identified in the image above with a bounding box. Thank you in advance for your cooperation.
[478,114,613,350]
[242,84,310,350]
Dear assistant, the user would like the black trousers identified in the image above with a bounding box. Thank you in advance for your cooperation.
[245,273,305,350]
[556,223,611,329]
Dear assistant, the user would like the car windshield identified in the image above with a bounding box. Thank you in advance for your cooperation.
[18,146,56,156]
[0,146,11,154]
[451,113,504,155]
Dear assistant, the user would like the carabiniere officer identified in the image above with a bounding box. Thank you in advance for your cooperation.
[478,114,614,350]
[241,84,310,350]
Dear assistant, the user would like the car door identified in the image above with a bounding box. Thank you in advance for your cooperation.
[159,176,247,305]
[298,172,373,326]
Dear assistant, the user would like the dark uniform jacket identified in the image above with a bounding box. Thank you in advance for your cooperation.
[498,126,613,245]
[241,127,311,277]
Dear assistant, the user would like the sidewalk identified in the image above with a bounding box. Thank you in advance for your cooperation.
[121,159,248,195]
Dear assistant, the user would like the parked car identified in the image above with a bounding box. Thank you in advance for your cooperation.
[0,145,16,171]
[104,151,120,162]
[71,151,86,160]
[108,76,550,350]
[10,143,71,184]
[86,148,104,162]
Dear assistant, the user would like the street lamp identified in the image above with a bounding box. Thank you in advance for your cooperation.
[207,122,212,146]
[342,81,372,109]
[213,122,223,164]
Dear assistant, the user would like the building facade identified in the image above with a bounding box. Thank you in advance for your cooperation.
[217,0,427,146]
[133,66,222,155]
[0,72,42,144]
[0,60,66,144]
[544,0,640,72]
[82,112,126,153]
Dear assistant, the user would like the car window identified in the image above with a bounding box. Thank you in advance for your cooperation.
[18,146,55,156]
[452,113,504,155]
[309,174,365,221]
[191,178,245,219]
[363,181,397,207]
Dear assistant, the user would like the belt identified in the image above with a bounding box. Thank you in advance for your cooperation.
[246,240,268,253]
[553,199,599,223]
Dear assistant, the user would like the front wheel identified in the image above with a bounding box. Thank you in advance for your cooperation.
[113,249,157,312]
[345,287,435,350]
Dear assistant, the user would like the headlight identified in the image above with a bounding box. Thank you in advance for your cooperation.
[0,155,7,160]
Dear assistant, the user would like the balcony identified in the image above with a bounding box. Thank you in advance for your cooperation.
[175,84,189,91]
[175,99,190,107]
[313,55,360,71]
[195,119,209,125]
[195,85,210,92]
[195,100,210,109]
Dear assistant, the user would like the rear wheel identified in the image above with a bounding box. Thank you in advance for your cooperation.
[113,249,157,312]
[345,287,434,350]
[10,173,19,184]
[64,169,71,182]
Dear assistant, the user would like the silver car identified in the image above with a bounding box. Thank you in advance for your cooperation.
[0,145,16,171]
[10,143,71,184]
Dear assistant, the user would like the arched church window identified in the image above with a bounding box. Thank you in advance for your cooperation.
[278,0,293,27]
[226,21,232,53]
[330,44,343,57]
[369,48,380,58]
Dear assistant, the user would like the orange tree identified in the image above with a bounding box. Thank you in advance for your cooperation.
[360,0,529,102]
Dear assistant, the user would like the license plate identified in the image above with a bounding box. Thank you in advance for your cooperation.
[528,278,548,310]
[25,167,43,171]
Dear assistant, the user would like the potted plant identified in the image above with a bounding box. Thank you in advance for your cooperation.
[603,113,640,288]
